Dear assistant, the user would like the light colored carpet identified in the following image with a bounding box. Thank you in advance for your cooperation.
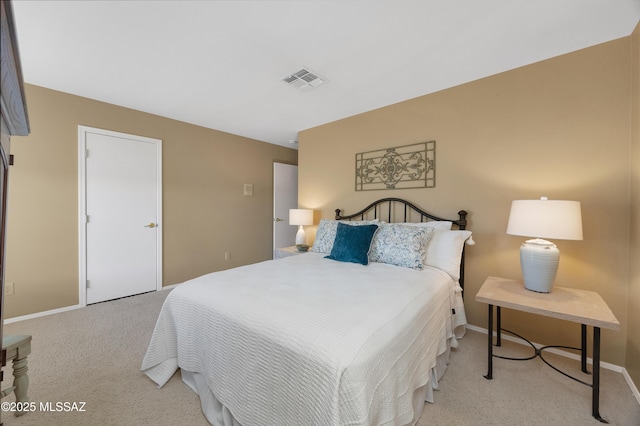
[1,289,639,426]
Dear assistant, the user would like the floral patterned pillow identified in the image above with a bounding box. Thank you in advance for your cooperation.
[369,224,435,270]
[311,219,378,253]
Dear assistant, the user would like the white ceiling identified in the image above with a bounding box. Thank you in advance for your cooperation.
[11,1,640,148]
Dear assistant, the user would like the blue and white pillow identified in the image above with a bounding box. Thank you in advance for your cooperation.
[401,220,453,231]
[369,224,435,270]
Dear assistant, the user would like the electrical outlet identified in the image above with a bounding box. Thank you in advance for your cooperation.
[224,252,231,261]
[5,282,14,296]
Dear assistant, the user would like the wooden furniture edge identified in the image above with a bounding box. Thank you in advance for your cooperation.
[475,276,620,331]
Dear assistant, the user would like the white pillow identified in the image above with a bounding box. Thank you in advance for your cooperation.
[425,230,472,280]
[311,219,379,253]
[369,224,435,270]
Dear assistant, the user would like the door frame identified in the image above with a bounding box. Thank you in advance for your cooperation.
[78,125,163,307]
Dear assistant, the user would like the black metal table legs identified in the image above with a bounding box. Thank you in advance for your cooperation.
[592,326,604,422]
[484,305,608,423]
[484,304,494,380]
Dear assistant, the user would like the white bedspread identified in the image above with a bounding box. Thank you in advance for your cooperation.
[142,253,465,426]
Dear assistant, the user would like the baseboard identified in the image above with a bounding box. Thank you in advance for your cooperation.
[161,283,180,290]
[4,286,176,324]
[465,324,640,405]
[4,303,82,324]
[623,368,640,406]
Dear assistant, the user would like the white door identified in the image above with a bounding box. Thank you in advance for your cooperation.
[273,162,298,257]
[79,126,162,305]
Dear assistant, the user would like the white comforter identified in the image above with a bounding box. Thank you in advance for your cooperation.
[142,252,465,426]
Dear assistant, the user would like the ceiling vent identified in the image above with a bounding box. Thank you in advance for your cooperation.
[281,68,326,91]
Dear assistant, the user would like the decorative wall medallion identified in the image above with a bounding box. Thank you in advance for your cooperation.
[355,141,435,191]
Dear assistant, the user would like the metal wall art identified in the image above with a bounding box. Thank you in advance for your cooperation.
[355,141,435,191]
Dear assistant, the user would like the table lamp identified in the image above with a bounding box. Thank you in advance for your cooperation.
[289,209,314,245]
[506,196,583,293]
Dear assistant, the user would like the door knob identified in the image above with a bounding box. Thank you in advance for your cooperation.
[274,218,283,222]
[144,223,157,228]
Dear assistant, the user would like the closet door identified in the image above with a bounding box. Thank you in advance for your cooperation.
[79,126,162,305]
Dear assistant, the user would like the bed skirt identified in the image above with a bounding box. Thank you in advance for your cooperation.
[181,335,458,426]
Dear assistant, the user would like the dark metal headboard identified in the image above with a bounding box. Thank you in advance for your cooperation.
[334,197,469,290]
[335,197,468,229]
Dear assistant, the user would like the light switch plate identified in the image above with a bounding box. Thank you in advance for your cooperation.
[244,183,253,196]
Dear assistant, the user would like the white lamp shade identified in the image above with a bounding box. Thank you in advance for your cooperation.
[289,209,313,226]
[506,198,583,241]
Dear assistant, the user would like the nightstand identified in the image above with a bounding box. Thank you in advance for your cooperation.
[475,276,620,423]
[274,245,309,259]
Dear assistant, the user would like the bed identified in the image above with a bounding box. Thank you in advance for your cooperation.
[142,198,473,426]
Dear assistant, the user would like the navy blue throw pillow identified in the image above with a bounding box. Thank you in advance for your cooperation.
[325,222,379,265]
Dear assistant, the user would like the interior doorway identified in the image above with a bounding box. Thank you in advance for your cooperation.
[273,162,298,257]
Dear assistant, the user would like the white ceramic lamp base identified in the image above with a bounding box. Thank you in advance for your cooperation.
[520,238,559,293]
[295,226,306,245]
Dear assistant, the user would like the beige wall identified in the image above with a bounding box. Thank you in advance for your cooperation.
[5,84,297,318]
[299,37,633,367]
[628,23,640,389]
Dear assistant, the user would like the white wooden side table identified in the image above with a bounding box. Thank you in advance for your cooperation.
[475,276,620,423]
[274,245,309,259]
